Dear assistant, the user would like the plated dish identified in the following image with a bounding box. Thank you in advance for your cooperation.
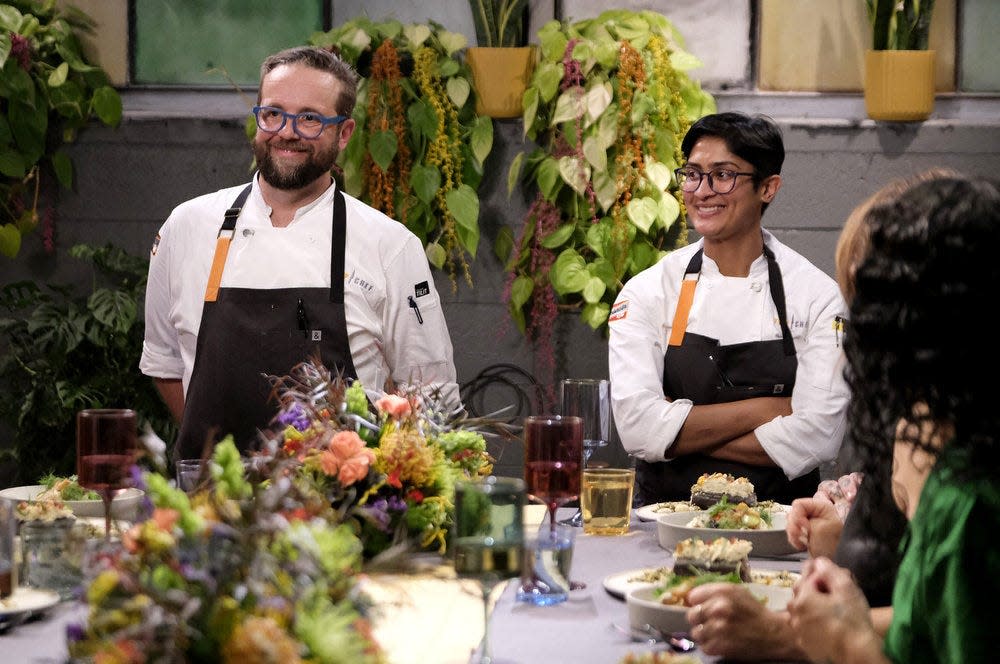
[0,587,61,621]
[626,582,792,635]
[603,566,800,600]
[0,485,143,521]
[655,506,798,557]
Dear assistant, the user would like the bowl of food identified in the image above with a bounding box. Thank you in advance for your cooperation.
[0,476,143,521]
[626,580,792,635]
[656,501,797,557]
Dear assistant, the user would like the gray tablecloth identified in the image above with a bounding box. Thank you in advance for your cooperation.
[0,509,805,664]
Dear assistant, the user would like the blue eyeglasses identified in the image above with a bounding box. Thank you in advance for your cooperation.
[252,105,347,139]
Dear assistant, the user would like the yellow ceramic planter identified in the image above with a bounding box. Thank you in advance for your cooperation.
[466,46,535,119]
[864,50,936,122]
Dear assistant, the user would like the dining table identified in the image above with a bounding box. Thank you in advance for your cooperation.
[1,507,806,664]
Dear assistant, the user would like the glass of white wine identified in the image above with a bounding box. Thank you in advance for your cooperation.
[558,379,610,527]
[452,476,525,664]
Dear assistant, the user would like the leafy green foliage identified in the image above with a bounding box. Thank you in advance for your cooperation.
[500,10,716,336]
[0,0,123,258]
[468,0,529,47]
[0,244,176,485]
[311,18,490,286]
[866,0,935,50]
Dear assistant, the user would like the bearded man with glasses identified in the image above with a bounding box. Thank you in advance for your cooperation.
[608,111,849,506]
[141,46,461,461]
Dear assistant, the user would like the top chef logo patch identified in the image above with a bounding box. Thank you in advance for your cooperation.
[609,299,628,322]
[414,281,430,298]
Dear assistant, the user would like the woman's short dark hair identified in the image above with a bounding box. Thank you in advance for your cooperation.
[681,112,785,182]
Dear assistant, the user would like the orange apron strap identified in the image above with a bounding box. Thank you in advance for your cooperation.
[204,184,253,302]
[668,274,698,347]
[204,234,233,302]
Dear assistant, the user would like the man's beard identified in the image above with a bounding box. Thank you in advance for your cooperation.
[254,139,339,190]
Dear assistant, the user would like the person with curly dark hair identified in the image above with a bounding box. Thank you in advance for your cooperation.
[788,174,1000,664]
[682,171,943,660]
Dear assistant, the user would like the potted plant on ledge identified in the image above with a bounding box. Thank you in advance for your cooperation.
[864,0,937,121]
[465,0,535,118]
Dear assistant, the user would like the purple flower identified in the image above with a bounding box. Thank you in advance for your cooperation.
[66,622,85,643]
[277,403,311,431]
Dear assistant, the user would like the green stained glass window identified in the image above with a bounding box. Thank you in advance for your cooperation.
[132,0,326,86]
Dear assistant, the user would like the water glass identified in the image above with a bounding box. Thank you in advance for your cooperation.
[19,518,87,599]
[581,468,635,535]
[176,459,203,493]
[515,523,576,606]
[452,476,525,664]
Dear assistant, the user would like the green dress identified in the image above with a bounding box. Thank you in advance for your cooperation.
[883,449,1000,663]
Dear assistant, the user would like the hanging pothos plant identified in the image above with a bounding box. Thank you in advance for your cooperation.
[310,18,493,289]
[498,9,716,382]
[0,0,122,259]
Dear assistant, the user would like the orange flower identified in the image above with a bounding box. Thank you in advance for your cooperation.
[375,394,411,419]
[320,430,375,486]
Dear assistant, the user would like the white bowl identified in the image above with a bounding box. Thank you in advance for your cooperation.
[0,484,144,521]
[626,582,792,634]
[655,508,798,557]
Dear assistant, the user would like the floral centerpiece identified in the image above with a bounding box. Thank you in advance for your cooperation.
[67,359,496,663]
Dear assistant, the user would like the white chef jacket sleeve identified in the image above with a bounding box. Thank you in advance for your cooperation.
[608,271,693,462]
[755,285,849,479]
[381,235,461,411]
[139,220,184,380]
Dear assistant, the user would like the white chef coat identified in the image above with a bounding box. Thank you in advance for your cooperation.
[608,230,848,479]
[140,176,461,408]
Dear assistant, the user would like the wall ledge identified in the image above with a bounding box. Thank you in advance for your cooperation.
[119,89,1000,127]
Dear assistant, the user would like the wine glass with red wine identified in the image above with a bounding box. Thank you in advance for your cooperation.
[523,415,583,533]
[76,409,138,541]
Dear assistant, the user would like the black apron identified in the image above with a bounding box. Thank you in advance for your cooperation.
[634,245,819,505]
[175,184,358,460]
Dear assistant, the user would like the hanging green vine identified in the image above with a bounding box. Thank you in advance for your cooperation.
[311,18,493,289]
[500,10,716,344]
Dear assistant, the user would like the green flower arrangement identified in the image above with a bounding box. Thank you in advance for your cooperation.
[68,360,496,662]
[67,439,384,664]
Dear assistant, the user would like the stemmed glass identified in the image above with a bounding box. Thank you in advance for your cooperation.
[452,476,525,664]
[523,415,583,533]
[559,379,611,527]
[76,408,138,542]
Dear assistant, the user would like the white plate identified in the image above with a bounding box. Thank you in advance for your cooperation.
[635,502,703,522]
[0,485,143,521]
[603,567,661,599]
[655,505,798,557]
[603,566,801,600]
[626,582,792,634]
[0,587,61,619]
